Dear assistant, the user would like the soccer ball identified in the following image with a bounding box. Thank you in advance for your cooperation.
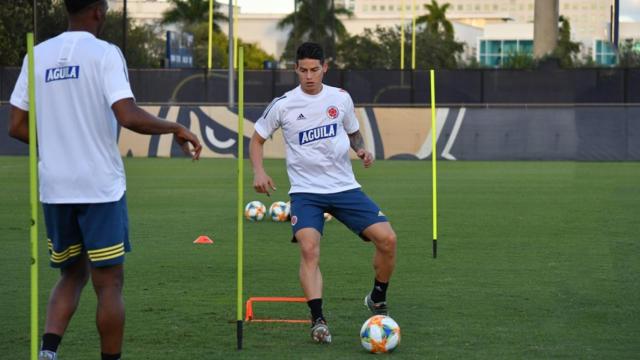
[269,201,290,222]
[244,201,266,222]
[324,212,333,221]
[360,315,401,353]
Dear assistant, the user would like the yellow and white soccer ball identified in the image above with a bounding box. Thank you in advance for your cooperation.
[324,212,333,221]
[360,315,401,353]
[269,201,290,222]
[244,201,266,222]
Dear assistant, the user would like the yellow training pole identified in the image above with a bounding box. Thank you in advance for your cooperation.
[236,46,244,349]
[27,32,39,360]
[233,0,238,69]
[207,0,213,69]
[430,69,438,258]
[400,0,405,70]
[411,0,416,69]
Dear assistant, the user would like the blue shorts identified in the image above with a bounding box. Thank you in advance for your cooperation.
[43,194,130,268]
[290,188,388,241]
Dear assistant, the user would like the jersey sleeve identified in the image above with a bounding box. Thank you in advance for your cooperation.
[343,93,359,134]
[254,96,284,139]
[101,45,135,106]
[9,56,29,111]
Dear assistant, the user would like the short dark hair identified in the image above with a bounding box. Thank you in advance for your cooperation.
[65,0,103,14]
[296,42,325,64]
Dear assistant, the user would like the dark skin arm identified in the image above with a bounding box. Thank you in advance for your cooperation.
[348,130,373,168]
[8,106,29,143]
[8,99,202,160]
[111,98,202,159]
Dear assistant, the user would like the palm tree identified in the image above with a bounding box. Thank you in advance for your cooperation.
[416,0,454,39]
[162,0,228,31]
[277,0,352,61]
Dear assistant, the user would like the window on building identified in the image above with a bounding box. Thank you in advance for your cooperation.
[479,39,534,67]
[519,41,533,54]
[503,40,518,54]
[594,40,617,66]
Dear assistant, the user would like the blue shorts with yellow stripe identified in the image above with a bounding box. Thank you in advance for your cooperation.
[43,193,130,268]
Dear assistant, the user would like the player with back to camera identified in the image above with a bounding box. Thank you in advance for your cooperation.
[8,1,202,359]
[249,42,397,344]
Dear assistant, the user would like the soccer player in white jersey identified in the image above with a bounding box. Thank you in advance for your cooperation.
[8,1,202,359]
[250,42,397,344]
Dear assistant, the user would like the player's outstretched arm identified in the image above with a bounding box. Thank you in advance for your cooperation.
[8,106,29,143]
[348,130,374,168]
[112,98,202,160]
[249,131,276,195]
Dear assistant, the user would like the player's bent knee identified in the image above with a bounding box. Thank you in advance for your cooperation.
[299,244,320,263]
[375,231,397,254]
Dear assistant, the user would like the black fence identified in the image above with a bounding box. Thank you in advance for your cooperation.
[2,67,640,105]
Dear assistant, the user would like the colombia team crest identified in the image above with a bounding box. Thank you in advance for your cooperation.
[326,106,339,119]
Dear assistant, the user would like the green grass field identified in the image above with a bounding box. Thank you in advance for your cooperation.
[1,156,639,359]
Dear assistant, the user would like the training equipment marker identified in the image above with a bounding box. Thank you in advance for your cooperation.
[27,32,39,360]
[236,46,244,350]
[430,69,438,258]
[207,0,213,69]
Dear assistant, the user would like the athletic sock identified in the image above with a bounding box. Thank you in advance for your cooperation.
[307,298,324,321]
[370,279,389,303]
[41,333,62,352]
[101,353,121,360]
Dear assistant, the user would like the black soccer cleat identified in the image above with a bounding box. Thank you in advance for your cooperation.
[364,293,389,315]
[310,317,332,344]
[38,351,57,360]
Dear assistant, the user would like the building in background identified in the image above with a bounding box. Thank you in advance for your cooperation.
[478,23,533,67]
[106,0,637,67]
[351,0,610,43]
[341,0,616,65]
[106,0,236,26]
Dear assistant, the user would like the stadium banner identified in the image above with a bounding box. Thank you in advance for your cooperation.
[166,31,194,68]
[1,104,639,160]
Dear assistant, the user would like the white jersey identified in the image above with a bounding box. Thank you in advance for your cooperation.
[10,31,134,204]
[254,84,361,194]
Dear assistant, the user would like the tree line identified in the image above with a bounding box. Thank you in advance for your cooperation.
[1,0,638,69]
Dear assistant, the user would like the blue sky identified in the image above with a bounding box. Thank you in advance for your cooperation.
[620,0,640,22]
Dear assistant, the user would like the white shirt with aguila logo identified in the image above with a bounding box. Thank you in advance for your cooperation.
[254,84,361,194]
[10,31,134,203]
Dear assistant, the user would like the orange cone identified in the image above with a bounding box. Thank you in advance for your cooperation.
[193,235,214,244]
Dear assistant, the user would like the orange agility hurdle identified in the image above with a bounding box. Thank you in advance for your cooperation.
[245,297,310,324]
